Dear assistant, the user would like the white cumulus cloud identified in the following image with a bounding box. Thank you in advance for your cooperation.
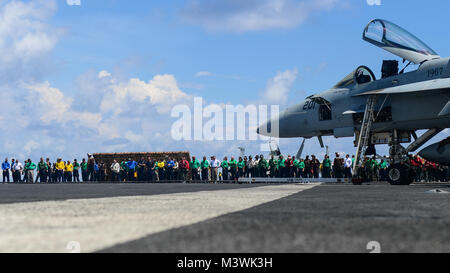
[262,69,298,104]
[22,81,102,129]
[100,73,190,115]
[0,0,61,83]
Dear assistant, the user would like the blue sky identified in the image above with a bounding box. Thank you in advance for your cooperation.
[0,0,449,162]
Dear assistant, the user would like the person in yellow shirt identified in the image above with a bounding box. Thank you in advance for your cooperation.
[55,158,65,183]
[64,161,73,182]
[157,161,165,181]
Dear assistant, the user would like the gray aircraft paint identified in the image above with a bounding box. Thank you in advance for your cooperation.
[419,139,450,165]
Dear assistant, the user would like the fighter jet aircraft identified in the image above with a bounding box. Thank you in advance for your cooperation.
[258,19,450,185]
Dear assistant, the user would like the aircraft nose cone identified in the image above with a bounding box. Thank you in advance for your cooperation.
[257,114,289,138]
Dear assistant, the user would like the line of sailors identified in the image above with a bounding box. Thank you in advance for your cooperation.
[2,154,448,183]
[1,157,106,183]
[107,154,359,182]
[409,155,450,183]
[106,154,449,182]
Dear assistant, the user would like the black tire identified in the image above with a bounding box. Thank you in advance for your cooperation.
[387,164,413,185]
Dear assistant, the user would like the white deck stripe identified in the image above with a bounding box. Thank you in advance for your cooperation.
[0,184,319,253]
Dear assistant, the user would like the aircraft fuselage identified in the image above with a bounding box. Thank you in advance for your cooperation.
[259,58,450,139]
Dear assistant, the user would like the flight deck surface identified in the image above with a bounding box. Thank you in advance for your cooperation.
[0,182,449,253]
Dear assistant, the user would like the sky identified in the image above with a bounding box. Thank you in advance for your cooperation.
[0,0,449,162]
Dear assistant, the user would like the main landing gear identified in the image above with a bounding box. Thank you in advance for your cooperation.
[386,128,443,185]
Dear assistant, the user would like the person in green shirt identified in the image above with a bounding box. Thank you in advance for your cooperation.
[293,157,300,178]
[237,157,245,178]
[380,160,388,169]
[25,159,36,183]
[364,157,376,181]
[379,159,389,181]
[81,159,88,182]
[120,160,128,182]
[269,156,278,178]
[322,155,332,178]
[277,155,286,178]
[201,156,210,181]
[190,156,201,181]
[45,158,52,183]
[153,160,160,181]
[229,157,238,180]
[221,157,229,181]
[370,156,379,181]
[265,157,270,176]
[258,155,268,177]
[73,159,81,182]
[298,159,306,178]
[363,157,372,181]
[37,158,48,183]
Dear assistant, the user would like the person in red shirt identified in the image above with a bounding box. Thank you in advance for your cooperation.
[179,157,190,181]
[286,156,294,177]
[410,155,420,182]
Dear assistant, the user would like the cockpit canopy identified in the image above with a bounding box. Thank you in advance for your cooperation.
[334,66,376,88]
[363,19,439,64]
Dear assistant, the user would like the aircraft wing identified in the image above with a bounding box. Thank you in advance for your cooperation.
[354,78,450,96]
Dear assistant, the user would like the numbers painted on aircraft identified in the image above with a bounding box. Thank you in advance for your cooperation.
[427,67,444,78]
[303,100,316,111]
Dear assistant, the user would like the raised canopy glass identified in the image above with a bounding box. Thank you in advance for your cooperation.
[363,19,439,64]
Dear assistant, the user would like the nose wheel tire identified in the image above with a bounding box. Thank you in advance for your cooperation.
[387,164,414,185]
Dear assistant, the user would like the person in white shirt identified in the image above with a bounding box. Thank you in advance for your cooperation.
[110,160,120,182]
[210,156,221,182]
[250,156,259,177]
[344,155,353,178]
[173,160,179,180]
[13,160,23,183]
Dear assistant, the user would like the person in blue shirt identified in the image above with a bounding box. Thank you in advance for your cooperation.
[94,161,100,182]
[127,159,138,181]
[166,158,175,180]
[2,158,10,183]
